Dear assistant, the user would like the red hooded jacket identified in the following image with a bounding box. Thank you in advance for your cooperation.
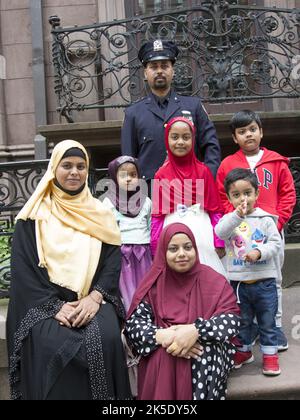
[216,148,296,231]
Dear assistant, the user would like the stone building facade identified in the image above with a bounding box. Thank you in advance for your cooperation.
[1,0,300,162]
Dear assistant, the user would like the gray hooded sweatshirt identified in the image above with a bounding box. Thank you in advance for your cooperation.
[215,208,282,282]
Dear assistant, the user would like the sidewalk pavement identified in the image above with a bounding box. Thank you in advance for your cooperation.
[1,287,299,400]
[228,284,300,400]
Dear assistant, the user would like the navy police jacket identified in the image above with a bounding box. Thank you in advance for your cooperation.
[121,90,221,181]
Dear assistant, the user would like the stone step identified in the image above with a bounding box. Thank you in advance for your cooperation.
[227,285,300,400]
[0,283,299,400]
[0,339,8,369]
[0,299,8,341]
[0,339,9,401]
[0,367,9,401]
[282,244,300,288]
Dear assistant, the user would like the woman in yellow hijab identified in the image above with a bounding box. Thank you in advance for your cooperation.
[6,140,132,400]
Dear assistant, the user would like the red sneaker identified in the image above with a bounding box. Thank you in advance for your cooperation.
[262,354,281,376]
[234,351,254,369]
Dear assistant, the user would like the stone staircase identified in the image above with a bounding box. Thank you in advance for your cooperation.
[0,340,8,401]
[0,245,299,400]
[282,244,300,288]
[0,299,8,401]
[227,284,300,400]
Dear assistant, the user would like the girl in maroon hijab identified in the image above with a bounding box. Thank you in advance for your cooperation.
[125,223,240,400]
[151,117,226,276]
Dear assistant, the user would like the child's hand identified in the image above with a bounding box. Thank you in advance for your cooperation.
[236,200,247,218]
[244,249,261,263]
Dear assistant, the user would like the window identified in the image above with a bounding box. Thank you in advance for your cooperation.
[137,0,185,15]
[133,0,249,16]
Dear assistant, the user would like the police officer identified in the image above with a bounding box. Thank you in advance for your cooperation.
[121,39,221,185]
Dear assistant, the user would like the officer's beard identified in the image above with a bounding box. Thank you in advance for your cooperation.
[154,78,167,89]
[153,80,171,96]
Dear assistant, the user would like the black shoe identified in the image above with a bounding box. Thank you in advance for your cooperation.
[276,327,289,352]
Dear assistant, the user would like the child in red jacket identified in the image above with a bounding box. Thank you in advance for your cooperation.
[217,110,296,351]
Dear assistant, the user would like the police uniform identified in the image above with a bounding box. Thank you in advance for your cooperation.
[121,40,221,181]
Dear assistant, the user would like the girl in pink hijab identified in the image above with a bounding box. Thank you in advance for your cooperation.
[151,117,226,277]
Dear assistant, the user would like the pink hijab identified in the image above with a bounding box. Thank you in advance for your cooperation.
[152,117,222,216]
[128,223,239,400]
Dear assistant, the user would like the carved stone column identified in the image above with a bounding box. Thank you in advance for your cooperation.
[0,24,7,146]
[96,0,128,121]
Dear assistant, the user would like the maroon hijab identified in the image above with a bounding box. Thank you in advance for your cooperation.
[128,223,239,400]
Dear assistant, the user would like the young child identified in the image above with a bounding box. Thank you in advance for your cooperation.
[216,110,296,350]
[151,116,226,277]
[215,168,282,376]
[103,156,152,313]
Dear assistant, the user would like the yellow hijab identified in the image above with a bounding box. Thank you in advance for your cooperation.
[16,140,121,298]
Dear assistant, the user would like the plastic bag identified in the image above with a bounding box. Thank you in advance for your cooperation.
[121,332,140,397]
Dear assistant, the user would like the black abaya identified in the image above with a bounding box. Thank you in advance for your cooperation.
[6,220,132,400]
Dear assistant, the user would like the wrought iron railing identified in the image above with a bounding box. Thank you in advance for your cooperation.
[1,158,299,297]
[49,2,300,122]
[285,158,300,243]
[0,161,48,298]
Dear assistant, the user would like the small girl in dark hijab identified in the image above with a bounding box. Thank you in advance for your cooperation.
[103,156,152,313]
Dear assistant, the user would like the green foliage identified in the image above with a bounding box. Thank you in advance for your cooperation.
[0,227,13,295]
[0,227,13,261]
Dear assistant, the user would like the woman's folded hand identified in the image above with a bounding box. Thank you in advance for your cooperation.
[54,302,76,328]
[66,292,103,328]
[166,324,199,357]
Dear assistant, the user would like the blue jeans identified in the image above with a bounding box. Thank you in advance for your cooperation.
[231,279,278,355]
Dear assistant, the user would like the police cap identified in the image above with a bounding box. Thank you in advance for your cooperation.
[138,40,179,66]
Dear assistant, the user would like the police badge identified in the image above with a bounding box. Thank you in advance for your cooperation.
[153,40,164,51]
[181,110,194,123]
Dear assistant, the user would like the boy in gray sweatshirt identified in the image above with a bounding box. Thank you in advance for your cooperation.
[215,168,282,376]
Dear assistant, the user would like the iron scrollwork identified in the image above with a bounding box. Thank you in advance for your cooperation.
[0,161,48,298]
[285,158,300,242]
[49,2,300,122]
